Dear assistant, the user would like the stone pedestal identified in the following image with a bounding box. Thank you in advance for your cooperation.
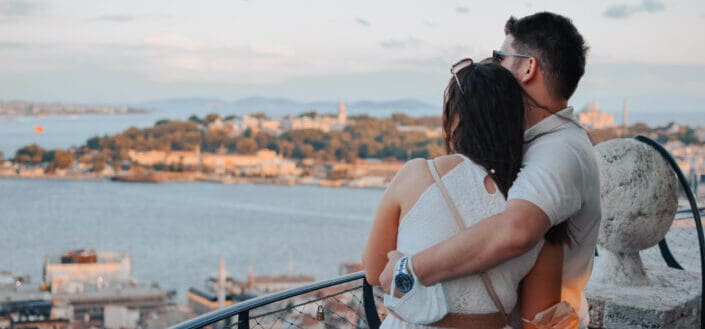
[587,139,700,328]
[586,266,700,329]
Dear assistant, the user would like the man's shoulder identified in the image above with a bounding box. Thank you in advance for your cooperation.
[525,127,595,164]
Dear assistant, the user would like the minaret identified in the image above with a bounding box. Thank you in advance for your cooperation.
[247,264,255,290]
[622,99,628,126]
[337,101,346,124]
[622,99,629,136]
[217,256,226,308]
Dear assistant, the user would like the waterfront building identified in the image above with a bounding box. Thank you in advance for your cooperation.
[225,115,283,136]
[127,148,298,177]
[0,161,15,176]
[281,101,349,132]
[395,125,442,138]
[41,250,172,328]
[44,250,131,293]
[578,102,615,129]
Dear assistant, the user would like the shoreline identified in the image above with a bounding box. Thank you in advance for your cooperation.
[0,173,388,189]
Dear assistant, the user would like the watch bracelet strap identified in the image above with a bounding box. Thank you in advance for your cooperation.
[390,257,401,297]
[425,159,508,318]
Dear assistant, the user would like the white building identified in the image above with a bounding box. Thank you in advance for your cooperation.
[578,102,615,129]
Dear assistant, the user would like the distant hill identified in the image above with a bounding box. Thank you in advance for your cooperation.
[0,100,147,116]
[138,97,439,118]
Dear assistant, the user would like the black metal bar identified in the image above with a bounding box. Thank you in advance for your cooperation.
[635,135,705,329]
[362,277,381,329]
[169,272,366,329]
[658,239,684,270]
[676,207,705,214]
[237,310,249,329]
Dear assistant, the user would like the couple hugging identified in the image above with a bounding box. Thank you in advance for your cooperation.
[363,11,600,329]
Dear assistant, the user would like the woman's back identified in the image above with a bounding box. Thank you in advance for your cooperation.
[392,155,543,321]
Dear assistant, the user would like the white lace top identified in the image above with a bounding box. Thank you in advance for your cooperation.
[382,155,543,328]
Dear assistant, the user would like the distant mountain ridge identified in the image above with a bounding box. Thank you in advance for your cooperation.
[139,97,439,118]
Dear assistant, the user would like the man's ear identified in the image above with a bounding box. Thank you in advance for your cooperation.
[520,57,538,83]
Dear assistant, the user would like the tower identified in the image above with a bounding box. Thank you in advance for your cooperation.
[337,101,346,124]
[622,99,629,136]
[247,264,255,290]
[217,256,226,308]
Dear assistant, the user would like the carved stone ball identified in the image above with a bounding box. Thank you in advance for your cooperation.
[595,138,678,253]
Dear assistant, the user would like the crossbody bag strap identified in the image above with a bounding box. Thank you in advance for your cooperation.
[425,159,509,318]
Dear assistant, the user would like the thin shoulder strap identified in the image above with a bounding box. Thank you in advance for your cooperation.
[426,159,465,230]
[425,159,509,318]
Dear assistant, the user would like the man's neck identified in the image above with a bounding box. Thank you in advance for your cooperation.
[525,99,568,129]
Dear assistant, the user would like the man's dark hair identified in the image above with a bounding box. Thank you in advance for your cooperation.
[505,12,589,100]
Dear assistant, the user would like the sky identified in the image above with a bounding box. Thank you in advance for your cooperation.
[0,0,704,113]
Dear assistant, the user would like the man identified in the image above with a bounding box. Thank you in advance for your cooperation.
[379,12,601,328]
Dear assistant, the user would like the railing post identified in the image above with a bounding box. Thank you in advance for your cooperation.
[362,277,381,329]
[237,310,249,329]
[658,239,684,270]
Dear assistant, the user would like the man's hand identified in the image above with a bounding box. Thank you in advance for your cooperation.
[379,251,404,296]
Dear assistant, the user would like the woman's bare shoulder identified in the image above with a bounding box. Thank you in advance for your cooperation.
[389,158,428,186]
[431,154,465,176]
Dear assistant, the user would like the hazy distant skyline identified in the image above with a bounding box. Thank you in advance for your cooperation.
[1,0,704,113]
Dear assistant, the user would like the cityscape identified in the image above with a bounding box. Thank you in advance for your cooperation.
[2,99,705,191]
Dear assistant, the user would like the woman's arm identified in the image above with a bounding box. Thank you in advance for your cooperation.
[362,176,402,286]
[519,240,564,326]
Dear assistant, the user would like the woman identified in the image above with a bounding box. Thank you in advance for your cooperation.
[362,59,573,328]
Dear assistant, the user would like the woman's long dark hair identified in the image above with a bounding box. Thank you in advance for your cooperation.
[443,62,571,245]
[443,63,524,198]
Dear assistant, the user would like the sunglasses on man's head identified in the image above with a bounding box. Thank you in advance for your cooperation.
[450,58,474,95]
[492,50,531,64]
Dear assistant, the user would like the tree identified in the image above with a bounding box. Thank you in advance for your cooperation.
[188,115,203,124]
[236,138,258,154]
[391,113,415,125]
[47,149,74,172]
[15,144,45,165]
[249,112,268,120]
[292,144,314,159]
[298,111,318,119]
[203,113,222,125]
[87,136,102,150]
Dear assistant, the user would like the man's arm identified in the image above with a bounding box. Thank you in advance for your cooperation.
[379,199,550,289]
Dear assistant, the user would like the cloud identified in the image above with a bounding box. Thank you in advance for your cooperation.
[143,34,203,51]
[250,43,297,57]
[604,0,665,19]
[379,37,424,49]
[95,15,135,23]
[0,0,34,17]
[455,6,469,14]
[355,17,370,27]
[92,14,171,23]
[423,19,439,28]
[0,41,26,49]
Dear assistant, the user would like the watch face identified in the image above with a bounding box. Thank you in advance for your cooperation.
[395,273,414,294]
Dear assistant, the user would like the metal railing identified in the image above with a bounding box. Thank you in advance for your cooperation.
[169,272,381,329]
[635,135,705,328]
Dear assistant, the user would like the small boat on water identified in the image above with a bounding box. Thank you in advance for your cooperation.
[111,173,161,183]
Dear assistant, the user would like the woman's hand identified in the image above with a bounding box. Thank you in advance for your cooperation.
[379,251,404,296]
